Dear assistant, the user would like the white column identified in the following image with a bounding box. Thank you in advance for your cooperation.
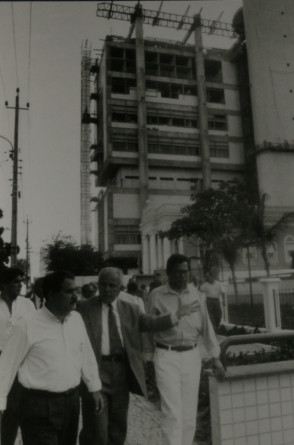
[157,235,163,269]
[163,237,171,267]
[259,278,281,332]
[142,235,150,274]
[149,234,157,273]
[178,238,184,254]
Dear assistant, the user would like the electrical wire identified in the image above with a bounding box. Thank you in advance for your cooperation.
[27,1,32,100]
[11,2,19,87]
[0,65,13,140]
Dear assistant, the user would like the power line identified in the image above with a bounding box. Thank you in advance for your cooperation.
[0,65,13,140]
[11,2,19,87]
[27,1,32,100]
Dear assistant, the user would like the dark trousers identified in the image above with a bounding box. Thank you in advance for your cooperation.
[19,387,79,445]
[206,297,222,331]
[1,378,22,445]
[79,359,129,445]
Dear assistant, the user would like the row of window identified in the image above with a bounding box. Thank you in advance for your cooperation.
[112,140,229,158]
[111,77,225,103]
[108,47,223,82]
[112,112,228,131]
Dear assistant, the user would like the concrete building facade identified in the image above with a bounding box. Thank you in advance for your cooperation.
[86,1,294,276]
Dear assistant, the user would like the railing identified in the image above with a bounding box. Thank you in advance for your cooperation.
[220,332,294,369]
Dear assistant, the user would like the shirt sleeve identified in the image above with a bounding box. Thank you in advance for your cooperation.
[0,320,31,410]
[80,318,102,392]
[199,294,220,359]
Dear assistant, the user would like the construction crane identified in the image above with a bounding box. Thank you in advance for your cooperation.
[96,2,237,39]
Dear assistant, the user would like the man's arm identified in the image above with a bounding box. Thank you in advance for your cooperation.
[200,298,225,378]
[139,300,200,332]
[0,320,30,410]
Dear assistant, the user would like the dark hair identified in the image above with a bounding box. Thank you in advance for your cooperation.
[127,280,138,294]
[166,254,189,275]
[0,267,24,286]
[42,271,74,298]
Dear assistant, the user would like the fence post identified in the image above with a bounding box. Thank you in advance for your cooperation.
[220,281,229,323]
[259,277,281,332]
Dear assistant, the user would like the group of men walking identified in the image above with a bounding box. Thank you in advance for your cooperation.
[0,253,225,445]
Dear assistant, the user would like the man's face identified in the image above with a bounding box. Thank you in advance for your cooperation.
[2,275,23,299]
[50,278,78,314]
[168,261,189,291]
[98,271,121,304]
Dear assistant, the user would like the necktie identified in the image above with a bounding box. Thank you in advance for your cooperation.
[108,303,124,355]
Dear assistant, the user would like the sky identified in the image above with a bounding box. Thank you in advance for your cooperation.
[0,0,242,278]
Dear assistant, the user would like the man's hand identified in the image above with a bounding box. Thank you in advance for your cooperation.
[90,390,104,415]
[177,300,200,319]
[212,357,225,379]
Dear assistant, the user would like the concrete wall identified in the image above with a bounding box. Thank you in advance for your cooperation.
[209,360,294,445]
[243,0,294,208]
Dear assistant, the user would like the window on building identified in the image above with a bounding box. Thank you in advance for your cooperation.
[148,143,200,156]
[114,225,141,245]
[207,88,225,104]
[209,139,229,158]
[111,77,136,94]
[284,235,294,263]
[113,140,138,152]
[266,243,278,264]
[208,113,227,131]
[204,59,223,82]
[172,118,185,127]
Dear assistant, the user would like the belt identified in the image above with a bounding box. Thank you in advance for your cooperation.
[21,385,79,398]
[101,354,126,363]
[155,342,197,352]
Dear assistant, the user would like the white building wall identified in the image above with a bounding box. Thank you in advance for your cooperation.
[113,194,140,218]
[243,0,294,208]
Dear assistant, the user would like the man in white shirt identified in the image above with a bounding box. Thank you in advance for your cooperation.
[0,270,103,445]
[0,267,35,445]
[149,254,225,445]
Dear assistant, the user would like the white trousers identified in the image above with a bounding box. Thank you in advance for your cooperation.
[154,347,202,445]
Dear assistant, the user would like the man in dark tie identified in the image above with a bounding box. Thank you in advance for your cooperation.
[77,266,198,445]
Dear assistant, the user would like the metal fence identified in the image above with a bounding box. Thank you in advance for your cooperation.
[226,289,294,330]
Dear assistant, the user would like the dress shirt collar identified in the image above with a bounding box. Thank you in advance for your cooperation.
[163,282,190,295]
[102,297,119,311]
[41,305,72,323]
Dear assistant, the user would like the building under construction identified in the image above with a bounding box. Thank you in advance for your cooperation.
[80,41,93,246]
[83,0,294,276]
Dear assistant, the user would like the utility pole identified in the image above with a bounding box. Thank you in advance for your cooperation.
[5,88,29,266]
[24,217,31,291]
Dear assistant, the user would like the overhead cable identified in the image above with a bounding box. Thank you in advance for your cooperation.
[11,2,19,87]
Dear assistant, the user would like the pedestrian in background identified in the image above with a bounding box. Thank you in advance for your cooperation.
[199,265,225,331]
[0,267,35,445]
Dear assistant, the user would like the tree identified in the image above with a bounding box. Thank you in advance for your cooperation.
[162,179,251,297]
[43,234,104,276]
[245,194,294,277]
[0,209,11,272]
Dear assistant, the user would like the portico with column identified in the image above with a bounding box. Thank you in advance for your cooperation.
[140,202,186,274]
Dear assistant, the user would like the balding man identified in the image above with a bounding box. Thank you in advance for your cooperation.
[77,267,198,445]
